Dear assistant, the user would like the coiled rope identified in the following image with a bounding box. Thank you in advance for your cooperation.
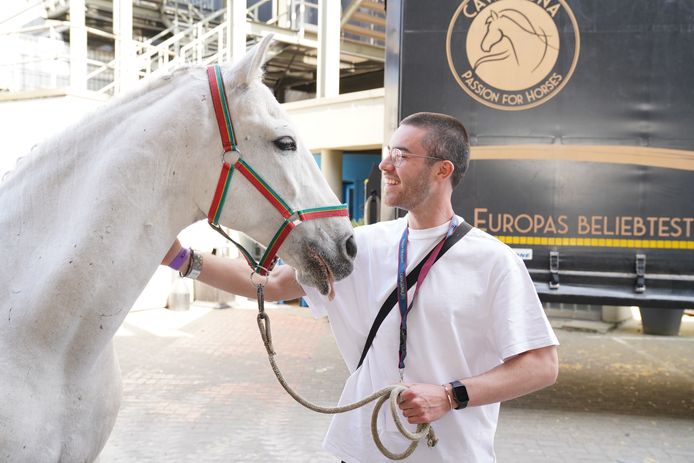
[254,284,438,460]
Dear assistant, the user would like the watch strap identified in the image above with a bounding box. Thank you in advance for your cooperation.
[450,380,469,410]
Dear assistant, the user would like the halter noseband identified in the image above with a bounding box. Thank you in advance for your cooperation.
[206,64,348,276]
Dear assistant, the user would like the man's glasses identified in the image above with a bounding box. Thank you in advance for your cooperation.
[387,147,442,167]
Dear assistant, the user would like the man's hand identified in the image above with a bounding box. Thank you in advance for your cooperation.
[398,383,451,424]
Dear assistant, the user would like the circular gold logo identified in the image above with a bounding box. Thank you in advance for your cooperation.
[446,0,580,111]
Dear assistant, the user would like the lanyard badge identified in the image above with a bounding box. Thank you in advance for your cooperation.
[396,216,459,381]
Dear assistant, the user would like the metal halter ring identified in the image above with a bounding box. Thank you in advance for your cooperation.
[250,269,270,288]
[222,147,241,163]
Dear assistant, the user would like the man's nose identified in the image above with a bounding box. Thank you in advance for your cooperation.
[379,156,394,172]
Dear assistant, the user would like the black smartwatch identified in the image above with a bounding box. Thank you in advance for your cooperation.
[449,380,469,409]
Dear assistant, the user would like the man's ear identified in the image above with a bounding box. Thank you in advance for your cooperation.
[436,160,455,184]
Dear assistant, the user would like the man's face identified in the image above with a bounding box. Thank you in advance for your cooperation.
[379,124,436,211]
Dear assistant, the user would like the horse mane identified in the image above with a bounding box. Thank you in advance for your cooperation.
[1,65,202,185]
[498,9,558,51]
[107,65,201,108]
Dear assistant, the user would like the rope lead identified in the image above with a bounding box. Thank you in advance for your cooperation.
[254,285,438,460]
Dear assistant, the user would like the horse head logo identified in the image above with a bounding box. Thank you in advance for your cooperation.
[472,6,560,91]
[447,0,580,110]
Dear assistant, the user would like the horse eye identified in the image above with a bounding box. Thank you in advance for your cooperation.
[273,136,297,152]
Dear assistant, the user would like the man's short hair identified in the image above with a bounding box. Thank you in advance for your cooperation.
[400,112,470,187]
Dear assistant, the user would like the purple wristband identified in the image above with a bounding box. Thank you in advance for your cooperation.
[168,247,190,271]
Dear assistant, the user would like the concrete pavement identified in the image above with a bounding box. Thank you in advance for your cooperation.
[100,302,694,462]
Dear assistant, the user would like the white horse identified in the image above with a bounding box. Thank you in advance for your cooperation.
[0,34,355,461]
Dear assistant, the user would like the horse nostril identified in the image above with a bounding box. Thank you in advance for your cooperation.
[343,234,357,260]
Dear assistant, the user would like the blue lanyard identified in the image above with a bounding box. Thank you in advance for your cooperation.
[396,216,459,379]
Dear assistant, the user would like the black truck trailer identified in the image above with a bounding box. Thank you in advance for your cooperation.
[383,0,694,332]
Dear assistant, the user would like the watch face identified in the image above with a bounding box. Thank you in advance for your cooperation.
[451,381,469,408]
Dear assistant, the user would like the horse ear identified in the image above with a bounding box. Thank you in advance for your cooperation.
[231,33,274,86]
[490,10,498,20]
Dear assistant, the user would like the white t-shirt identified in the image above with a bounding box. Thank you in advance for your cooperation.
[302,215,558,463]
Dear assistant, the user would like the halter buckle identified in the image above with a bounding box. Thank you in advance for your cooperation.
[286,211,302,227]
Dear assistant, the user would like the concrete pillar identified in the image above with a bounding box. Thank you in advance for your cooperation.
[380,145,397,220]
[320,149,343,201]
[602,305,634,323]
[380,0,402,222]
[69,0,87,92]
[317,0,340,98]
[114,0,136,93]
[227,0,247,64]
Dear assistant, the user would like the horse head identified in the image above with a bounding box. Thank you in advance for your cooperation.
[193,35,355,297]
[481,10,505,52]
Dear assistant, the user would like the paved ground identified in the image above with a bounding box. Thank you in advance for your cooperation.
[100,301,694,463]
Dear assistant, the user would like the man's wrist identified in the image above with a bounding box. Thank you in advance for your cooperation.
[180,249,203,280]
[449,380,469,410]
[442,383,454,410]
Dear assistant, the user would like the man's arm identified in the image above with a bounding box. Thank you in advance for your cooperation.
[162,239,305,301]
[398,345,558,424]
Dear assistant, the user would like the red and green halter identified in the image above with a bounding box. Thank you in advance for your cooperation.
[206,64,348,276]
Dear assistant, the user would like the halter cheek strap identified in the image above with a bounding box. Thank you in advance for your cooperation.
[206,64,348,276]
[207,65,237,152]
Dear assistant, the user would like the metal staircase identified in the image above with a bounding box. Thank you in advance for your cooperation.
[42,0,217,38]
[136,9,227,76]
[341,0,385,46]
[1,0,386,99]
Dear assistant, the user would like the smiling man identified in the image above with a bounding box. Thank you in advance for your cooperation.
[164,112,559,462]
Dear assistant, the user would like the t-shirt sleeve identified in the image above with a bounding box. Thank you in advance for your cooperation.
[489,252,559,360]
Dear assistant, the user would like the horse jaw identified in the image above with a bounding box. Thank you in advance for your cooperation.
[299,250,337,300]
[297,248,338,300]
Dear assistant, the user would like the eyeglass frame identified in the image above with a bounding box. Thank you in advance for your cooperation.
[386,147,444,167]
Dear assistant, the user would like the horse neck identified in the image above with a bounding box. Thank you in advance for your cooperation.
[0,70,217,369]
